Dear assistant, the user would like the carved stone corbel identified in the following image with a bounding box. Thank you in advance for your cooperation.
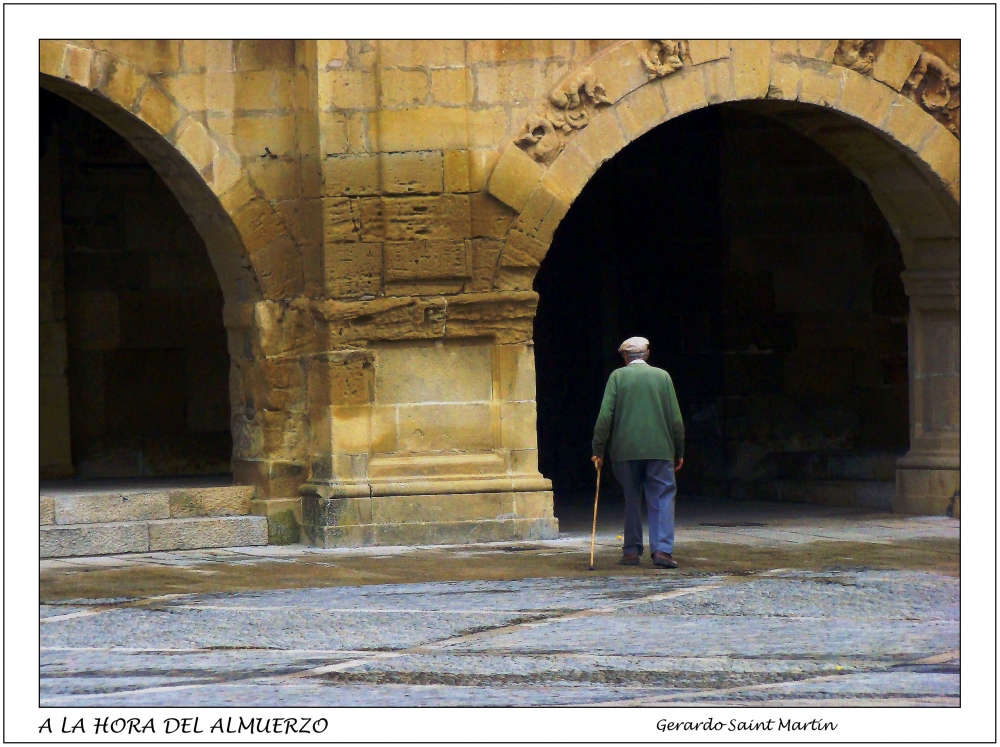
[515,67,611,164]
[903,52,960,136]
[641,40,688,78]
[833,40,880,75]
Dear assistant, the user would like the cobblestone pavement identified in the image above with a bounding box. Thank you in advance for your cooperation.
[40,501,959,707]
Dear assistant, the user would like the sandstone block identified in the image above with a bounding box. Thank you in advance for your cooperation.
[797,40,838,63]
[231,113,296,157]
[54,491,170,525]
[323,154,380,196]
[731,40,771,100]
[837,69,895,125]
[467,40,568,63]
[99,58,143,109]
[302,495,373,529]
[62,44,96,88]
[501,230,548,268]
[469,239,503,291]
[396,403,493,452]
[500,401,538,450]
[383,240,470,283]
[872,40,923,91]
[494,343,535,401]
[40,40,65,77]
[799,66,843,108]
[513,490,554,519]
[380,68,429,107]
[370,405,399,453]
[444,150,471,192]
[540,143,595,205]
[324,241,382,298]
[381,151,444,194]
[589,41,649,104]
[464,106,504,148]
[379,40,466,68]
[308,353,374,408]
[704,59,735,104]
[508,448,540,476]
[357,197,386,241]
[174,119,218,171]
[883,95,940,153]
[688,39,730,65]
[918,127,960,187]
[320,111,349,155]
[487,145,545,212]
[615,82,668,141]
[468,149,500,192]
[660,67,709,117]
[371,492,512,525]
[319,69,377,109]
[329,405,373,455]
[375,343,492,404]
[382,194,471,241]
[470,193,516,238]
[573,109,628,169]
[475,60,567,105]
[323,197,361,242]
[138,86,182,135]
[94,40,181,74]
[431,68,468,106]
[182,40,235,72]
[380,107,469,151]
[347,112,376,153]
[245,158,301,202]
[234,39,295,71]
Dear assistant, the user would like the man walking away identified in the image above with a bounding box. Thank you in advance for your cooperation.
[591,337,685,569]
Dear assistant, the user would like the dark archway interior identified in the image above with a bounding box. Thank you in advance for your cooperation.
[534,104,909,513]
[40,89,232,480]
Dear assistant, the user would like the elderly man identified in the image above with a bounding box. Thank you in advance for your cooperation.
[591,337,685,568]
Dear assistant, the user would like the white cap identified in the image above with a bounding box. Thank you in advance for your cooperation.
[618,336,649,354]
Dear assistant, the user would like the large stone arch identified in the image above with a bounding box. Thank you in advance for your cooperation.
[39,41,310,497]
[486,40,960,516]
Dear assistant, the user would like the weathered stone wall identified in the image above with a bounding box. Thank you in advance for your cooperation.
[39,40,960,533]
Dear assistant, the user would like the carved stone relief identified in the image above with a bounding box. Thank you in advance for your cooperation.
[833,40,880,75]
[641,40,688,78]
[903,52,961,136]
[515,67,611,164]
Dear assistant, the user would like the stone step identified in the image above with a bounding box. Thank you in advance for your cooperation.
[40,515,268,558]
[737,479,895,510]
[40,485,255,527]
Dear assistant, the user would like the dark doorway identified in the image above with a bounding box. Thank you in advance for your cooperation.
[534,104,909,514]
[40,89,232,479]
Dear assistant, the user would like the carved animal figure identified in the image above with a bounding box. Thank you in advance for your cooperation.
[835,40,876,75]
[642,40,686,78]
[548,68,610,110]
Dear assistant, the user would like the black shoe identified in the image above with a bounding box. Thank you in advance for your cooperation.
[652,551,678,569]
[619,553,641,566]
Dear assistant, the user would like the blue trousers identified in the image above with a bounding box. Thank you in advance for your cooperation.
[612,459,677,556]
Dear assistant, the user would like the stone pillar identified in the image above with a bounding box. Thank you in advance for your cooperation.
[299,338,557,546]
[895,270,960,516]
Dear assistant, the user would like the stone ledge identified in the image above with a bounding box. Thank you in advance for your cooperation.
[40,515,269,558]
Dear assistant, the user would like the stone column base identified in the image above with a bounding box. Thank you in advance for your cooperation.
[299,485,558,548]
[894,456,960,517]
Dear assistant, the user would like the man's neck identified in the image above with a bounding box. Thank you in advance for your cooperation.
[627,359,647,366]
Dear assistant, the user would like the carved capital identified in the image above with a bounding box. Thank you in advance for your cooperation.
[901,270,960,311]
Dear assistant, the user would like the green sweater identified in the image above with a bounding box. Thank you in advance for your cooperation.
[592,361,685,462]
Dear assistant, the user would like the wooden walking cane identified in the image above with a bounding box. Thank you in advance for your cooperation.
[589,463,601,571]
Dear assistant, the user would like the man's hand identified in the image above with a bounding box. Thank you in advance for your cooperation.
[675,458,684,472]
[591,456,603,471]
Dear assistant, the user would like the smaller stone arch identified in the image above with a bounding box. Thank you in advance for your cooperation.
[40,40,306,304]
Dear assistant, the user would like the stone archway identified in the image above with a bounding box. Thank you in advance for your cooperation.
[486,40,960,516]
[39,42,307,499]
